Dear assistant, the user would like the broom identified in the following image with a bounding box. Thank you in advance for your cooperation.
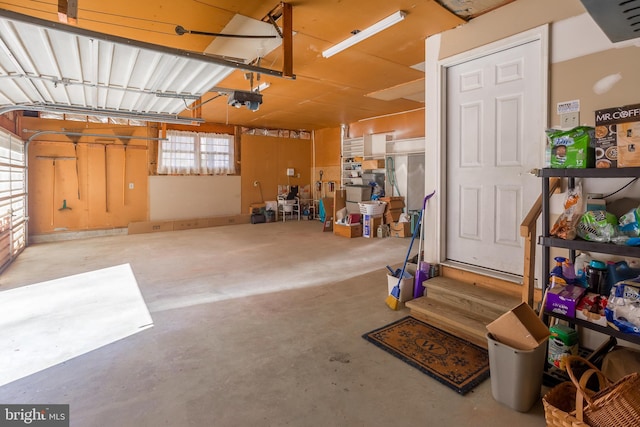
[385,191,435,310]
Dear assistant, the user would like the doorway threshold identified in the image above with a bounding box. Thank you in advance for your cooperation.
[439,260,523,285]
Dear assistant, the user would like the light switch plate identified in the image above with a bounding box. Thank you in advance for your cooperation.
[560,112,579,128]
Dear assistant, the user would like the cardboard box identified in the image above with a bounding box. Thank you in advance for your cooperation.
[128,220,174,234]
[333,222,362,238]
[545,284,586,318]
[363,214,382,238]
[380,196,405,210]
[208,215,251,227]
[385,208,403,224]
[595,103,640,168]
[320,197,334,220]
[594,125,618,168]
[174,218,209,230]
[389,221,411,237]
[346,185,371,202]
[361,159,385,170]
[616,121,640,167]
[486,302,551,350]
[346,201,360,214]
[334,189,346,213]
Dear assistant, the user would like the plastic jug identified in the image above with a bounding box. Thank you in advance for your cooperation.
[605,260,640,296]
[548,324,579,370]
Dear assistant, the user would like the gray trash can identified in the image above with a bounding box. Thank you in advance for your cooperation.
[486,332,547,412]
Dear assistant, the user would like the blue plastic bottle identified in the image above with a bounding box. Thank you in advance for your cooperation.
[605,260,640,296]
[574,253,590,287]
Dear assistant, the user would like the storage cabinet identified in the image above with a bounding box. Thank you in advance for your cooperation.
[538,167,640,348]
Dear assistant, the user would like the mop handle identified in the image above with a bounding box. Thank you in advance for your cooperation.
[397,191,436,282]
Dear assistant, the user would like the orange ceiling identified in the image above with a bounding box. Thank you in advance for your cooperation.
[0,1,513,130]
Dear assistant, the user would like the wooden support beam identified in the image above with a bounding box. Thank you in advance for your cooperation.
[281,2,293,78]
[58,0,78,24]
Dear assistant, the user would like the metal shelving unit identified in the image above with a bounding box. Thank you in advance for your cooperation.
[537,167,640,373]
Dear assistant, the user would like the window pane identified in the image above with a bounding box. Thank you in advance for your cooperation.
[158,131,233,175]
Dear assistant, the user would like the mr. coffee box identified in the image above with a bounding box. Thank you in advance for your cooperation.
[595,103,640,168]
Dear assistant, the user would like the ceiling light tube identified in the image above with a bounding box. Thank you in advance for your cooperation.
[322,11,406,58]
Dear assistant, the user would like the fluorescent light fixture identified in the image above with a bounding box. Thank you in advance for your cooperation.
[322,11,406,58]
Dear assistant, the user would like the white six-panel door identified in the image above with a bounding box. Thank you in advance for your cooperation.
[445,40,542,275]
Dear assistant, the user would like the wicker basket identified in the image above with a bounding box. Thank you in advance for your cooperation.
[543,382,590,427]
[543,355,640,427]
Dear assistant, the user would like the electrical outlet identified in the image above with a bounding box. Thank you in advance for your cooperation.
[560,112,579,128]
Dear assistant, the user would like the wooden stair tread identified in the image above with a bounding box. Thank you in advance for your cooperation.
[404,275,525,349]
[425,276,520,313]
[405,296,492,342]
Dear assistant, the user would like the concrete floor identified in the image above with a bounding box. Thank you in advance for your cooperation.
[0,221,546,426]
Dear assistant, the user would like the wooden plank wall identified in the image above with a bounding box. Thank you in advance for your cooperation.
[24,119,151,234]
[240,134,312,212]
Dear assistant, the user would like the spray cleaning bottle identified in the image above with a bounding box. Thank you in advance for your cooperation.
[549,257,576,287]
[562,257,577,284]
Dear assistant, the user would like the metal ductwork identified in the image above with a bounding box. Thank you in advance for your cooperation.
[581,0,640,43]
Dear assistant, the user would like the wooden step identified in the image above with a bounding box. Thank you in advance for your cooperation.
[425,276,520,320]
[405,296,492,349]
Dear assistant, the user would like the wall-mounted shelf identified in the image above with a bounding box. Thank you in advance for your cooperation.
[539,236,640,257]
[341,137,364,187]
[537,167,640,178]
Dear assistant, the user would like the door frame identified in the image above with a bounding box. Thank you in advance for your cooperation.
[424,24,549,280]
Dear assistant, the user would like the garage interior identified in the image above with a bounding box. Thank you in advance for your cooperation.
[1,0,640,426]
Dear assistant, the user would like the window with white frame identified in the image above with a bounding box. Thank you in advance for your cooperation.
[158,130,235,175]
